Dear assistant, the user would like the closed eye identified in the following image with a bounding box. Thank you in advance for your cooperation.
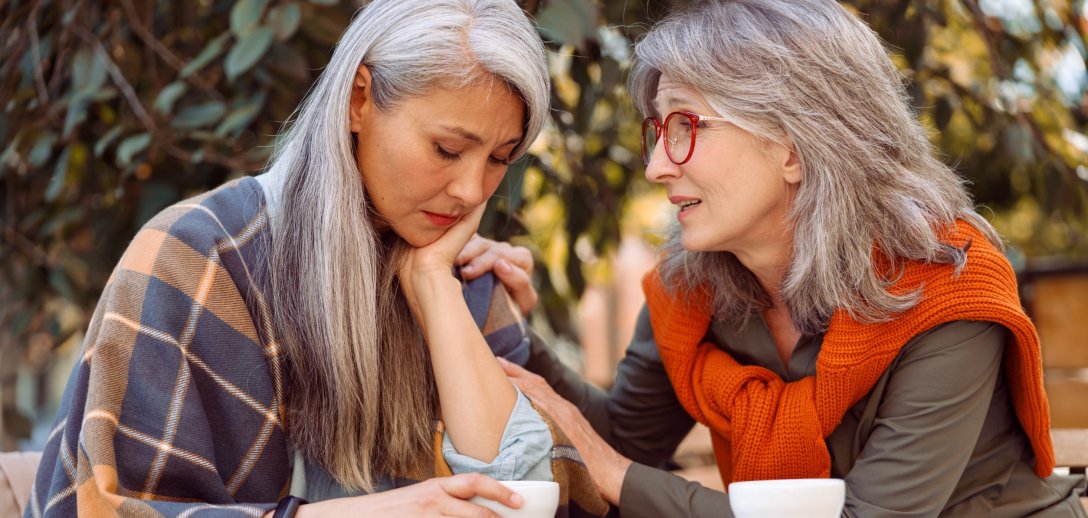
[436,144,461,161]
[489,155,512,166]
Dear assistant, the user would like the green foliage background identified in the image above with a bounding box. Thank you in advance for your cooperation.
[1,0,1086,448]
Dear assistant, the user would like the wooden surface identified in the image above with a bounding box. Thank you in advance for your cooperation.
[1032,275,1088,369]
[1052,428,1088,469]
[1047,381,1088,428]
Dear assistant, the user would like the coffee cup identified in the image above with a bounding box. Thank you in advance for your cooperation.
[728,478,845,518]
[469,480,560,518]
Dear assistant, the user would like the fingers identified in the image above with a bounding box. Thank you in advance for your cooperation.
[442,204,487,250]
[494,260,538,316]
[439,473,523,509]
[498,358,561,407]
[455,235,491,266]
[418,204,487,268]
[459,243,533,281]
[497,356,529,377]
[437,497,503,518]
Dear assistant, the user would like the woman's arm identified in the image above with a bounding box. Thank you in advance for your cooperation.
[503,358,731,518]
[399,204,517,463]
[840,321,1008,517]
[525,307,697,466]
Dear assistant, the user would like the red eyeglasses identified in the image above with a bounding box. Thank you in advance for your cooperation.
[641,111,730,165]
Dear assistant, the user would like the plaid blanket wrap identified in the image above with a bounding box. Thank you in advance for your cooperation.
[27,177,608,518]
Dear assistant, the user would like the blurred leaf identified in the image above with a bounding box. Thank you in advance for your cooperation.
[154,82,188,115]
[230,0,269,37]
[117,133,151,166]
[70,47,108,99]
[41,207,84,235]
[44,146,71,202]
[536,0,598,49]
[49,269,77,301]
[215,93,266,136]
[225,27,275,82]
[28,132,58,168]
[180,33,231,78]
[94,126,124,157]
[63,100,88,138]
[269,3,301,41]
[173,101,227,129]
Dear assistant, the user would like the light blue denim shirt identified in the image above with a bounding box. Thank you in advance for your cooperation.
[291,387,553,502]
[441,387,554,482]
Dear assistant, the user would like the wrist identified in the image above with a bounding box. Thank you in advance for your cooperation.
[410,270,462,307]
[602,457,633,505]
[271,496,307,518]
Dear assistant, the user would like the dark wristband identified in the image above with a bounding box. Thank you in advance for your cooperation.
[272,495,307,518]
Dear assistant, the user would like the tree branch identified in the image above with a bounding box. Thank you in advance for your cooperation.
[73,24,255,172]
[2,223,52,269]
[28,1,50,105]
[119,0,225,103]
[959,0,1010,80]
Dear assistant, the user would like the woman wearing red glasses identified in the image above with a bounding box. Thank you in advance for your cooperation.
[466,0,1087,516]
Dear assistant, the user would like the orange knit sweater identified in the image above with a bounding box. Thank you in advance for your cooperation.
[643,220,1054,484]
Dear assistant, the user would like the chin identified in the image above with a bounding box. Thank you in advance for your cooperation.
[680,233,712,253]
[395,227,443,248]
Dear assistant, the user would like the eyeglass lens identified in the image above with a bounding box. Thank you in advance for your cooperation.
[642,113,697,165]
[665,113,694,163]
[642,119,660,165]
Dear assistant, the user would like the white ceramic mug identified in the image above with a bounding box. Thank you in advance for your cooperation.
[469,480,560,518]
[728,478,845,518]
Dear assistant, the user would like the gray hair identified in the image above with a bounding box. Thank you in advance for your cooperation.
[631,0,1001,335]
[261,0,549,491]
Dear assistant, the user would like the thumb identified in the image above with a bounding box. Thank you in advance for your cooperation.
[437,203,487,252]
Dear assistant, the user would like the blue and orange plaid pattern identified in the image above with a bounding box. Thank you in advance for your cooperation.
[27,177,607,518]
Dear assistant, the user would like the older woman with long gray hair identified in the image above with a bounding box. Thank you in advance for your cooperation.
[26,1,611,517]
[464,0,1088,516]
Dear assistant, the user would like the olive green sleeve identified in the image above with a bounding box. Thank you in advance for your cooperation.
[840,320,1007,517]
[524,306,696,465]
[619,463,732,518]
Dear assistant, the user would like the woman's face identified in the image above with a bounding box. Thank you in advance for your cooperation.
[350,66,525,247]
[644,75,801,258]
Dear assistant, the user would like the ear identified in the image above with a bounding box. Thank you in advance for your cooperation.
[777,135,802,185]
[349,64,374,134]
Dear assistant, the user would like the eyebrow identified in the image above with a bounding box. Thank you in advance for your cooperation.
[653,94,699,116]
[438,125,521,147]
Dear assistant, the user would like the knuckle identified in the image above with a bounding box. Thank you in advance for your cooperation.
[475,508,495,518]
[413,494,437,509]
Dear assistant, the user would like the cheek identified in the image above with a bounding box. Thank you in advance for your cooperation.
[482,169,507,199]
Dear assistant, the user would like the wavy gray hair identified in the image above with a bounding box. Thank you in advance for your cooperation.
[631,0,1000,335]
[260,0,549,491]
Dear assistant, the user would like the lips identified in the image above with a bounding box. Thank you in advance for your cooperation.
[422,210,459,227]
[667,195,702,221]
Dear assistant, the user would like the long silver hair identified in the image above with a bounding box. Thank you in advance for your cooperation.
[630,0,1000,334]
[260,0,548,491]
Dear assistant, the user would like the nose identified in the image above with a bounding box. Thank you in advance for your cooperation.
[644,140,681,184]
[446,160,487,207]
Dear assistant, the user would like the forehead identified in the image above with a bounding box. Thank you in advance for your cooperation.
[399,79,526,139]
[652,75,710,114]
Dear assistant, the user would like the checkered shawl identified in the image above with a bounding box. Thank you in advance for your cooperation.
[28,178,608,518]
